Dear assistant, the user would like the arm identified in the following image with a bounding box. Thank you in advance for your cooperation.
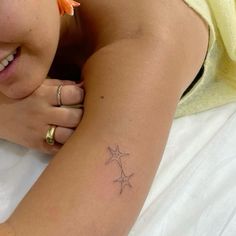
[0,1,209,235]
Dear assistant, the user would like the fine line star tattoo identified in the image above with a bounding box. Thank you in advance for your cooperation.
[105,145,134,194]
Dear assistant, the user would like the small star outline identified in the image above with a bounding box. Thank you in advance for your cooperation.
[114,170,134,194]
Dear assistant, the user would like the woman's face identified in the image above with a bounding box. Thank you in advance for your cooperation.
[0,0,61,98]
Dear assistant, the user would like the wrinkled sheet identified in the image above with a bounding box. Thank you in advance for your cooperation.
[1,102,236,235]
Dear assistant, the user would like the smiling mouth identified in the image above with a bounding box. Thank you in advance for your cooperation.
[0,51,16,72]
[0,47,21,83]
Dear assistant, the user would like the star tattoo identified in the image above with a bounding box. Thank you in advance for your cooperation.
[114,171,134,194]
[105,145,134,194]
[105,145,129,167]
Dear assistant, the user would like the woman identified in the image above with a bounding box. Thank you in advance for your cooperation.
[0,0,210,235]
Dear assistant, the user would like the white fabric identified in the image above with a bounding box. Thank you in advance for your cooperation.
[1,102,236,235]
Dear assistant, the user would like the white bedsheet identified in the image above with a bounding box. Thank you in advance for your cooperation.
[1,102,236,235]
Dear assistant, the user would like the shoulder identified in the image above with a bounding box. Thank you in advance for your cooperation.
[78,0,208,44]
[78,0,209,91]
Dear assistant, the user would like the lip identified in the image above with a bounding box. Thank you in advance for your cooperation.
[0,47,20,84]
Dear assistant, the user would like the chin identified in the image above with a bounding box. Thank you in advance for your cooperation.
[3,82,42,99]
[4,89,33,99]
[8,91,33,99]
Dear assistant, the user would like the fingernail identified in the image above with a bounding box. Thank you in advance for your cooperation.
[62,80,76,85]
[76,81,84,87]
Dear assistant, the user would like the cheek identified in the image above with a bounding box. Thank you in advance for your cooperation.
[0,1,60,45]
[0,2,36,42]
[4,77,45,99]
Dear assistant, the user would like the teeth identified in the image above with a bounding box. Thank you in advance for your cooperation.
[0,50,17,72]
[0,64,4,72]
[2,59,9,67]
[7,54,14,62]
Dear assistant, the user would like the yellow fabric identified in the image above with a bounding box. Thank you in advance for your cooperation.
[175,0,236,118]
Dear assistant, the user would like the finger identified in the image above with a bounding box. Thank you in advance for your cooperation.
[49,107,83,128]
[44,78,77,86]
[41,140,62,155]
[47,84,84,106]
[54,127,74,144]
[59,85,84,106]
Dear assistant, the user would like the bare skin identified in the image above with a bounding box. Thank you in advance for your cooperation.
[0,0,209,235]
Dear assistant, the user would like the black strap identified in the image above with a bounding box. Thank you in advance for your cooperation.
[181,66,204,98]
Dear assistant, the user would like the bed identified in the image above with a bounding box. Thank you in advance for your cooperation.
[1,102,236,235]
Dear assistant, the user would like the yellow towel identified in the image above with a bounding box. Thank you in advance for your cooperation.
[175,0,236,118]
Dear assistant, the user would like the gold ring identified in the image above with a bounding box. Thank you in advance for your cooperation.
[57,85,63,106]
[45,125,57,145]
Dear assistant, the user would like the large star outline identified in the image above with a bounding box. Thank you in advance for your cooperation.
[105,145,129,167]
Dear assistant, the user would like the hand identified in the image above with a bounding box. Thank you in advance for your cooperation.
[0,78,84,155]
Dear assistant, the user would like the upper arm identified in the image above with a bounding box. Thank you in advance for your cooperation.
[75,3,209,233]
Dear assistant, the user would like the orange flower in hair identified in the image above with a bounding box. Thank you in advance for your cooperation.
[57,0,80,16]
